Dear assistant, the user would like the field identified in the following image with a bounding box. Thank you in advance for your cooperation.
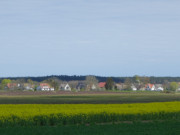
[1,121,180,135]
[0,91,179,104]
[0,102,180,126]
[0,91,180,134]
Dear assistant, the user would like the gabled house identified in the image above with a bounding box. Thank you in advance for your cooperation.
[76,82,87,90]
[23,83,34,91]
[115,83,125,90]
[6,83,21,90]
[91,84,96,90]
[177,87,180,91]
[131,85,137,91]
[145,84,155,91]
[139,85,146,91]
[86,84,97,91]
[60,83,71,91]
[36,83,54,91]
[155,84,164,91]
[98,82,106,89]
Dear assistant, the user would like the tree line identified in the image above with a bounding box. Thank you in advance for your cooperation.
[1,75,180,84]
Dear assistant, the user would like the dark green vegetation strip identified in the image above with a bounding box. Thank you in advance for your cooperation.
[0,93,180,104]
[0,121,180,135]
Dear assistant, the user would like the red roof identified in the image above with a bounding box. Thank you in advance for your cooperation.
[98,82,106,88]
[145,84,154,88]
[40,83,50,87]
[7,83,17,88]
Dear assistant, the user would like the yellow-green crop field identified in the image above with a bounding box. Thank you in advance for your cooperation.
[0,102,180,126]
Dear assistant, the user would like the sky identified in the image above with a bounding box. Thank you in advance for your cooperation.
[0,0,180,77]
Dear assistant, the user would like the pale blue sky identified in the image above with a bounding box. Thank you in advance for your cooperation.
[0,0,180,77]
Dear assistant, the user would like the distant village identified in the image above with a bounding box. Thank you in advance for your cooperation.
[0,75,180,92]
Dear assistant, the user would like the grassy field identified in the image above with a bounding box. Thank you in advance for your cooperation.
[0,121,180,135]
[0,91,179,104]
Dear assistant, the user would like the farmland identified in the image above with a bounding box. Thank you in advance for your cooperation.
[0,91,180,104]
[1,121,180,135]
[0,92,180,134]
[0,102,179,126]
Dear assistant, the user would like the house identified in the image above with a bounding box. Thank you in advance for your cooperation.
[86,84,97,91]
[36,83,54,91]
[23,83,34,91]
[155,84,164,91]
[76,82,87,90]
[139,86,145,91]
[6,83,20,90]
[98,82,106,89]
[115,83,125,90]
[60,83,71,91]
[131,85,137,91]
[145,84,155,91]
[91,84,96,90]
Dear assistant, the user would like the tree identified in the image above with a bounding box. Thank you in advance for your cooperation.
[44,77,60,91]
[169,82,178,92]
[134,75,140,83]
[85,76,98,84]
[105,78,114,90]
[68,81,79,90]
[27,79,34,85]
[15,79,26,84]
[163,80,169,91]
[85,76,98,90]
[1,79,11,89]
[140,76,150,85]
[124,78,132,91]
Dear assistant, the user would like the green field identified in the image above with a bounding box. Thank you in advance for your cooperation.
[0,121,180,135]
[0,92,180,104]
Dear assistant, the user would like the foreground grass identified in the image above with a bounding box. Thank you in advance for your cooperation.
[0,92,180,104]
[0,102,180,126]
[0,121,180,135]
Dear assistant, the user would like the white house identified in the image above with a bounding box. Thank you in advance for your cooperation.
[115,84,124,90]
[145,84,155,91]
[36,83,54,91]
[155,84,164,91]
[131,85,137,91]
[60,83,71,91]
[87,84,97,90]
[23,83,34,91]
[91,84,96,90]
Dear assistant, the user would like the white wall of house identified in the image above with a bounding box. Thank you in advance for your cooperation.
[60,84,71,91]
[156,87,164,91]
[91,84,96,90]
[25,86,34,91]
[36,86,54,91]
[64,84,71,91]
[132,87,137,91]
[146,85,155,91]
